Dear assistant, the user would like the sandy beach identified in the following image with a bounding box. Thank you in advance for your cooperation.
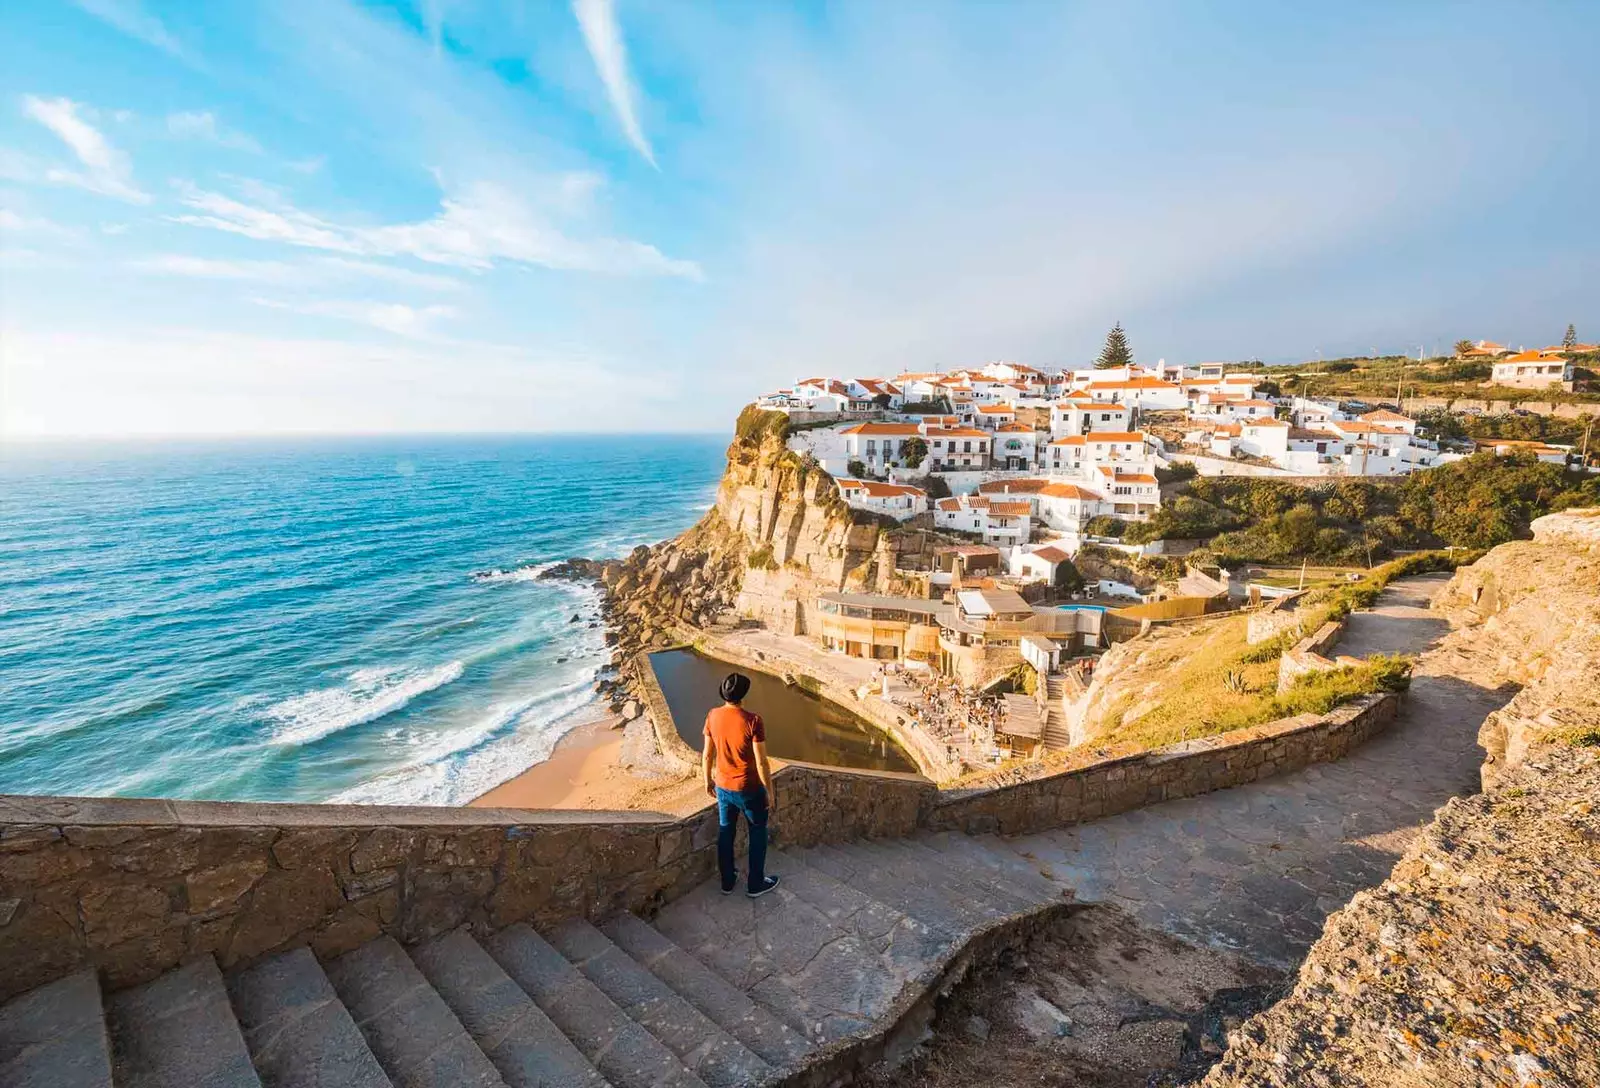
[469,712,709,816]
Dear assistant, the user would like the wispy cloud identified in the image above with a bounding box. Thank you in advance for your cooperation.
[0,208,83,240]
[573,0,657,167]
[250,296,460,337]
[20,95,150,204]
[129,252,465,292]
[170,177,701,279]
[167,110,262,153]
[69,0,186,59]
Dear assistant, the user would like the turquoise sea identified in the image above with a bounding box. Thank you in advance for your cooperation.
[0,436,724,806]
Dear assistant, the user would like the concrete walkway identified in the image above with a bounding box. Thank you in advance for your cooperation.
[1006,573,1505,969]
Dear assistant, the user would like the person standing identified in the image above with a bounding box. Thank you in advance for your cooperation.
[701,672,780,898]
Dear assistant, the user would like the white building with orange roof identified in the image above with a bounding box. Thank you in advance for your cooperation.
[836,478,928,520]
[1459,340,1515,358]
[1050,395,1132,438]
[993,422,1042,470]
[933,494,1032,547]
[838,421,925,471]
[1034,481,1106,532]
[1357,408,1416,435]
[973,403,1017,430]
[1083,374,1187,411]
[1491,351,1574,389]
[924,426,992,470]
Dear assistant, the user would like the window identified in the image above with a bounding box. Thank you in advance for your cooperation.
[866,440,877,452]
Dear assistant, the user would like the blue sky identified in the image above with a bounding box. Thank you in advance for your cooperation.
[1,1,1596,436]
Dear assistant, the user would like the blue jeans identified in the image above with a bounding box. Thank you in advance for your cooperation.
[715,786,768,893]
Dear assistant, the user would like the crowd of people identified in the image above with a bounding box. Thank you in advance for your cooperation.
[882,667,1008,766]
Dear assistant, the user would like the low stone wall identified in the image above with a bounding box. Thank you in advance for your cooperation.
[924,692,1398,836]
[0,759,935,1004]
[1246,592,1307,645]
[1276,619,1348,692]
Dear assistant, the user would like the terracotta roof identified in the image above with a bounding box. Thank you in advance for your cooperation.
[1084,377,1179,391]
[1499,350,1549,363]
[838,479,925,498]
[935,497,962,511]
[1359,409,1412,422]
[1048,435,1086,446]
[987,501,1032,516]
[1030,546,1071,563]
[1097,468,1157,484]
[1232,400,1278,409]
[1083,431,1147,444]
[978,478,1051,494]
[997,422,1036,433]
[1038,482,1101,500]
[839,422,922,435]
[976,404,1016,414]
[1242,418,1288,428]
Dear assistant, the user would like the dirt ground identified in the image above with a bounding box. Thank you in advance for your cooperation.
[862,906,1284,1088]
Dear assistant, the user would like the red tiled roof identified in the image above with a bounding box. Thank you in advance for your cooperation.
[1083,431,1147,443]
[1039,483,1101,500]
[839,422,922,435]
[1031,546,1071,563]
[978,478,1051,494]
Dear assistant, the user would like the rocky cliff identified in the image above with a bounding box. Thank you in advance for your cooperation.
[585,407,950,711]
[1203,508,1600,1088]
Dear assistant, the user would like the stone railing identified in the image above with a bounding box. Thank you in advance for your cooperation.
[924,692,1398,836]
[0,760,930,1004]
[1275,618,1357,692]
[0,685,1400,1003]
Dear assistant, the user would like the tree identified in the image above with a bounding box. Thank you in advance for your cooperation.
[900,436,928,469]
[1564,324,1577,350]
[1053,558,1085,593]
[872,392,893,409]
[847,459,867,479]
[1096,322,1133,369]
[1453,339,1475,357]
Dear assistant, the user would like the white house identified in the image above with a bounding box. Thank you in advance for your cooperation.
[1093,466,1160,518]
[992,423,1042,471]
[1034,481,1105,532]
[925,427,992,470]
[1491,351,1573,390]
[1236,418,1291,460]
[973,403,1017,430]
[1083,376,1187,411]
[1478,439,1573,466]
[1217,398,1280,422]
[934,495,1032,547]
[1049,396,1132,438]
[838,422,924,470]
[836,479,928,520]
[1013,544,1075,584]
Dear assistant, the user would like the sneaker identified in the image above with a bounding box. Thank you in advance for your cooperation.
[721,870,739,895]
[746,875,780,899]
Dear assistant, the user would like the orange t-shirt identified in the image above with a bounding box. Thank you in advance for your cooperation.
[703,704,767,792]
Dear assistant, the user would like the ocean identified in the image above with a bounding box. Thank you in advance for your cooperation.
[0,435,725,806]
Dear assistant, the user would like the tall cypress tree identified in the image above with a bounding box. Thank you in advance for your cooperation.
[1096,322,1133,369]
[1564,323,1577,349]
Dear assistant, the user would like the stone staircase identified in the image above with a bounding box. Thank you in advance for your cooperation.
[0,834,1075,1088]
[1042,675,1072,751]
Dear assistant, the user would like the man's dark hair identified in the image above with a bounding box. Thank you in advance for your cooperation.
[719,672,751,704]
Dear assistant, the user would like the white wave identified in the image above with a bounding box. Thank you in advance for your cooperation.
[325,674,603,807]
[263,661,464,747]
[469,561,556,584]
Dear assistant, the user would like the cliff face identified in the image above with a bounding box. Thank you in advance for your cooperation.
[1203,509,1600,1088]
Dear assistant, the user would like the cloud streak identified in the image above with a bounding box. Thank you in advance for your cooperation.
[573,0,657,167]
[169,178,701,279]
[167,110,262,153]
[20,95,150,203]
[250,297,459,337]
[128,252,465,292]
[69,0,186,58]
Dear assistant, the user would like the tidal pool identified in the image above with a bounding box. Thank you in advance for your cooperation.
[647,648,918,774]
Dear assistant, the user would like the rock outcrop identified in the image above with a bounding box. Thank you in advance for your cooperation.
[1203,508,1600,1088]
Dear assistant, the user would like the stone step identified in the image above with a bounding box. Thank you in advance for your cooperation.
[0,969,112,1088]
[106,956,262,1088]
[915,832,1072,906]
[887,838,1051,916]
[411,929,608,1088]
[770,849,948,971]
[600,914,811,1071]
[801,843,1001,936]
[325,936,506,1088]
[485,924,706,1088]
[546,918,773,1088]
[227,947,391,1088]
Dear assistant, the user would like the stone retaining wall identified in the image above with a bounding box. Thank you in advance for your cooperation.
[1275,619,1347,692]
[924,692,1398,836]
[0,691,1398,1003]
[0,760,932,1003]
[1246,591,1307,645]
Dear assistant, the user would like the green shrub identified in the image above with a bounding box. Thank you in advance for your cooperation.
[746,544,778,570]
[735,405,791,445]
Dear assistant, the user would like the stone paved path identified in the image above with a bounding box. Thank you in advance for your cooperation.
[1005,573,1505,968]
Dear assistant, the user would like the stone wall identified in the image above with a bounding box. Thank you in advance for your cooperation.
[1246,592,1307,645]
[1275,619,1348,692]
[0,760,935,1004]
[924,693,1398,836]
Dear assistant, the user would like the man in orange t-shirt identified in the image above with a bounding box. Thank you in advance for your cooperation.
[702,672,780,897]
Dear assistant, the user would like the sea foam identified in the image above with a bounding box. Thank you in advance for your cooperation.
[264,661,465,747]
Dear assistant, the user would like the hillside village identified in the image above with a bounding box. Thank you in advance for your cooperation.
[725,349,1600,772]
